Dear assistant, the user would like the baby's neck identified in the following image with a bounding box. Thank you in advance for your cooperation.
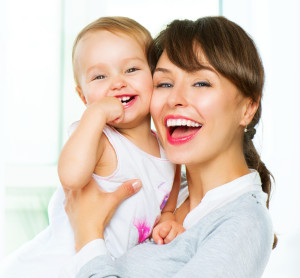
[116,117,161,158]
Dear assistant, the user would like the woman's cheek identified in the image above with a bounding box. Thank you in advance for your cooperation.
[150,93,161,119]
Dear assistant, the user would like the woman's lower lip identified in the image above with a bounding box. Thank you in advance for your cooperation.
[166,131,198,145]
[122,96,137,109]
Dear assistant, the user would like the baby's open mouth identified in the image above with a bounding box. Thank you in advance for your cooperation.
[166,118,202,139]
[117,95,136,106]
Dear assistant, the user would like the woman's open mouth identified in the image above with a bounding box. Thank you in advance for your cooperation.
[165,117,202,145]
[117,95,137,109]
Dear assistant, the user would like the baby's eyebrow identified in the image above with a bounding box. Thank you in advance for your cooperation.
[86,63,106,74]
[122,57,145,63]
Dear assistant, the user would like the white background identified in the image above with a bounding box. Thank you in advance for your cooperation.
[222,1,300,277]
[0,0,299,277]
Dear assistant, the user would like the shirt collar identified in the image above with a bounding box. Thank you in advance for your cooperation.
[181,170,267,229]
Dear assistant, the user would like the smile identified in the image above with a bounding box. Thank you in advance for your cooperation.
[165,116,202,145]
[116,95,137,109]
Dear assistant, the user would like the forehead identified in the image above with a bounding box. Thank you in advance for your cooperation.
[75,30,143,57]
[155,51,216,76]
[73,30,147,78]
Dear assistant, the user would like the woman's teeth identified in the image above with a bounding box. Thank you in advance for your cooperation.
[166,119,201,127]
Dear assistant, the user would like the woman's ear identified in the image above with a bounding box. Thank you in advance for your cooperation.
[240,98,259,126]
[76,86,87,105]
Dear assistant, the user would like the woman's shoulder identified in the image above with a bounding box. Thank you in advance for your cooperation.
[200,191,274,250]
[231,190,272,222]
[188,190,274,243]
[219,191,273,228]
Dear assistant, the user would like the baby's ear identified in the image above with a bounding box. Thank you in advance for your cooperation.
[240,97,259,126]
[76,86,87,105]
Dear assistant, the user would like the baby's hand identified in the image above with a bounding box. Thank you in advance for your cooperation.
[152,220,185,245]
[90,96,125,124]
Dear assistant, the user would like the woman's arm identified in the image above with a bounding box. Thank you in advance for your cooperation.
[73,194,273,278]
[58,97,124,190]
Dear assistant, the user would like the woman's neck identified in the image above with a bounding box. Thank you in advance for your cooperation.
[185,150,250,211]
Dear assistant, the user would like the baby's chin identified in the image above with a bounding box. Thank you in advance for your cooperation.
[108,119,142,130]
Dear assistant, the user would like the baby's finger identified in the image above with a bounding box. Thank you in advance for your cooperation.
[158,224,172,239]
[152,227,164,245]
[164,228,178,244]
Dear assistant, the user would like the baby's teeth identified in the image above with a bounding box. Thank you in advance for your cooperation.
[121,96,130,101]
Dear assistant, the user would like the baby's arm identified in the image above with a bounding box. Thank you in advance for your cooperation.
[152,165,185,244]
[58,97,124,190]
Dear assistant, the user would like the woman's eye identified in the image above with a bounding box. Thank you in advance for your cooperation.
[194,81,211,87]
[126,67,138,73]
[156,83,173,88]
[94,75,106,80]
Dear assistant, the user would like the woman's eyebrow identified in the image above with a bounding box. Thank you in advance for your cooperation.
[154,67,171,74]
[155,66,218,75]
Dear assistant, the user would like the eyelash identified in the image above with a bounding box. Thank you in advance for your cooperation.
[194,81,211,87]
[155,81,211,88]
[126,67,139,73]
[156,83,173,88]
[92,67,139,81]
[94,75,106,80]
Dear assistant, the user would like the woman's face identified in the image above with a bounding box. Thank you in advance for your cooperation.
[150,51,248,166]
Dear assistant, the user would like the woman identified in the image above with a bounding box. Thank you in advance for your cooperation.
[63,16,276,278]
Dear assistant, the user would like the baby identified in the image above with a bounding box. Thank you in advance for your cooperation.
[58,16,183,255]
[0,17,183,278]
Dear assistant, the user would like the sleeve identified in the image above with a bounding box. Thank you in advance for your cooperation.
[172,205,274,278]
[59,239,116,278]
[74,198,273,278]
[67,121,80,137]
[76,255,120,278]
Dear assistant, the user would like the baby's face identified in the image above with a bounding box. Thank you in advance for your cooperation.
[74,30,153,125]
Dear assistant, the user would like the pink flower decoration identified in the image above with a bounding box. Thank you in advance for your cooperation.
[133,217,151,243]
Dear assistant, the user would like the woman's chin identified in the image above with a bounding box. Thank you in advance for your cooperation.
[164,151,189,165]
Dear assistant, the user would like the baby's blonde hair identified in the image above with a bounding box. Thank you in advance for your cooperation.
[72,16,152,86]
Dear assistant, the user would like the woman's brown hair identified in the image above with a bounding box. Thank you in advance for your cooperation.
[149,16,277,248]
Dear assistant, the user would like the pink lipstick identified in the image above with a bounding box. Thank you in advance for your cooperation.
[164,115,202,145]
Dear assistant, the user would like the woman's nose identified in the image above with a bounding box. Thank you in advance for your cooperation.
[167,85,187,108]
[110,75,127,91]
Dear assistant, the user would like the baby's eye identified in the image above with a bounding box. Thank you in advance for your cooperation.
[194,81,211,87]
[126,67,139,73]
[156,83,173,88]
[94,75,106,80]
